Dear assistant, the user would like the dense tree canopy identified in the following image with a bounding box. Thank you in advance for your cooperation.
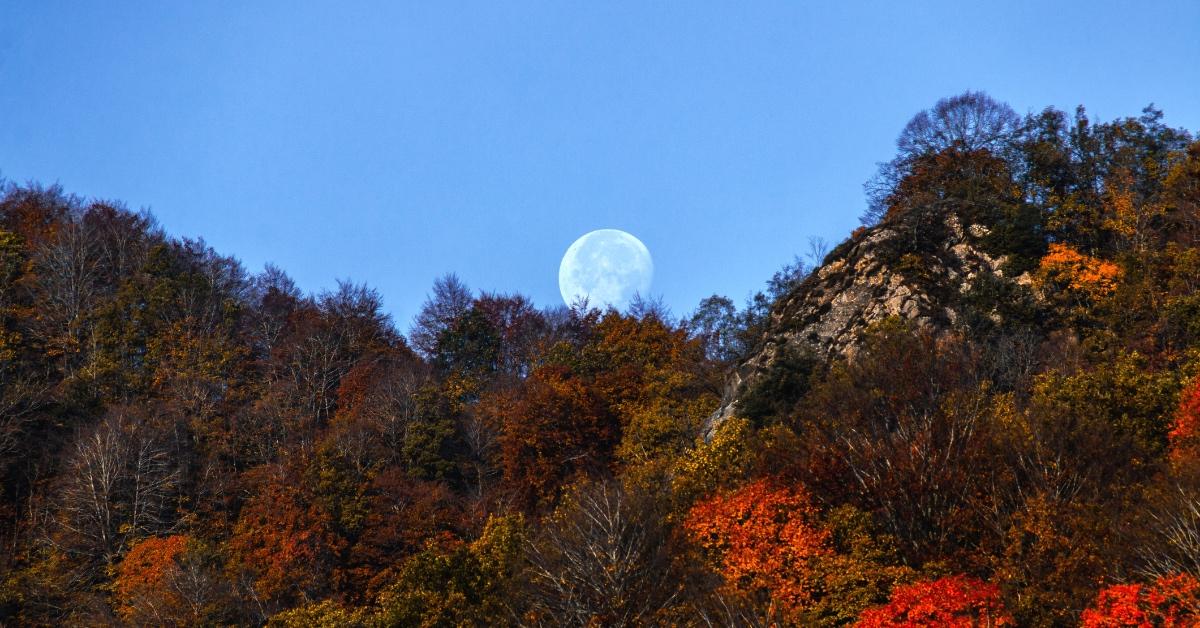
[1,94,1199,626]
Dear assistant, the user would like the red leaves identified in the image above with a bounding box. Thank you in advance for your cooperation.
[1081,573,1200,627]
[227,466,347,607]
[493,365,617,509]
[854,575,1011,627]
[1170,377,1200,464]
[683,478,831,611]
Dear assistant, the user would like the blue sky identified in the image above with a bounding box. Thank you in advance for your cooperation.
[2,1,1198,329]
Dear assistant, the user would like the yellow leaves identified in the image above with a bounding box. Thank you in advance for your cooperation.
[267,599,371,628]
[0,229,25,288]
[1103,175,1140,240]
[1102,168,1167,253]
[671,417,755,507]
[470,513,526,580]
[1036,242,1123,299]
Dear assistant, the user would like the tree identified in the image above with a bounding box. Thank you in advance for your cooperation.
[227,465,346,615]
[1037,242,1123,301]
[799,320,995,563]
[686,295,741,363]
[114,534,231,626]
[524,480,681,627]
[375,515,524,628]
[410,273,472,358]
[990,492,1113,625]
[54,410,178,571]
[864,91,1020,224]
[899,92,1021,159]
[432,306,501,379]
[341,469,465,600]
[683,478,831,619]
[1169,375,1200,464]
[1164,141,1200,247]
[492,365,616,508]
[1138,479,1200,583]
[1081,573,1200,627]
[474,291,547,379]
[328,348,429,475]
[267,600,370,628]
[855,575,1011,627]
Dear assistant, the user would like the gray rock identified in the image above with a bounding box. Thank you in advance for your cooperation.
[705,213,1018,436]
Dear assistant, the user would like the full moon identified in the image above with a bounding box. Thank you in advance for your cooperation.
[558,229,653,310]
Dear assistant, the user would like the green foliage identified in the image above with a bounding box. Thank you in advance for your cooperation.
[958,272,1043,339]
[375,544,501,627]
[1032,351,1181,465]
[375,516,524,627]
[403,382,465,481]
[736,343,818,425]
[433,307,500,379]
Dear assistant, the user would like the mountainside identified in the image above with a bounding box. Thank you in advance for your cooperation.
[710,206,1033,430]
[5,95,1200,627]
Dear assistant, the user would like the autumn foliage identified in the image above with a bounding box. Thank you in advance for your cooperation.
[227,467,348,608]
[684,478,831,613]
[1080,573,1200,627]
[113,535,190,623]
[854,575,1012,627]
[1169,376,1200,464]
[1037,242,1123,299]
[2,96,1200,626]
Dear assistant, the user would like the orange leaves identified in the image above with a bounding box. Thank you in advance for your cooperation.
[683,478,830,612]
[1037,242,1123,299]
[227,467,347,606]
[854,575,1011,628]
[114,534,190,622]
[1169,376,1200,465]
[1080,573,1200,627]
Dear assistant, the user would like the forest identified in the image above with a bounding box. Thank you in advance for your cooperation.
[2,92,1200,626]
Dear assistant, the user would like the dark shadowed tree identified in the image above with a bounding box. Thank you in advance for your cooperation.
[410,274,472,358]
[687,295,740,363]
[863,91,1020,225]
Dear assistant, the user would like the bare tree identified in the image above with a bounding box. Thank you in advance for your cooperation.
[806,236,830,268]
[626,292,672,321]
[247,263,302,359]
[863,91,1020,225]
[54,411,178,570]
[1141,484,1200,580]
[524,480,682,627]
[897,91,1020,158]
[33,218,103,368]
[410,273,473,358]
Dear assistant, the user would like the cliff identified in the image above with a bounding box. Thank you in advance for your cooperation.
[708,208,1036,431]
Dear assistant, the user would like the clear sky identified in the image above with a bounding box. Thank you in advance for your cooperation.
[2,1,1198,329]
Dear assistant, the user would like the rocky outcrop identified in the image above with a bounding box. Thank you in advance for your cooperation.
[707,212,1026,432]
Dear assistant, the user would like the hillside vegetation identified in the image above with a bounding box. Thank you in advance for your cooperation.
[3,93,1200,626]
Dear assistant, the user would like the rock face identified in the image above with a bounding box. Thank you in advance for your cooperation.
[707,212,1024,432]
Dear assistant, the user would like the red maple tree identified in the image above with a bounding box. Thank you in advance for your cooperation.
[854,575,1011,627]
